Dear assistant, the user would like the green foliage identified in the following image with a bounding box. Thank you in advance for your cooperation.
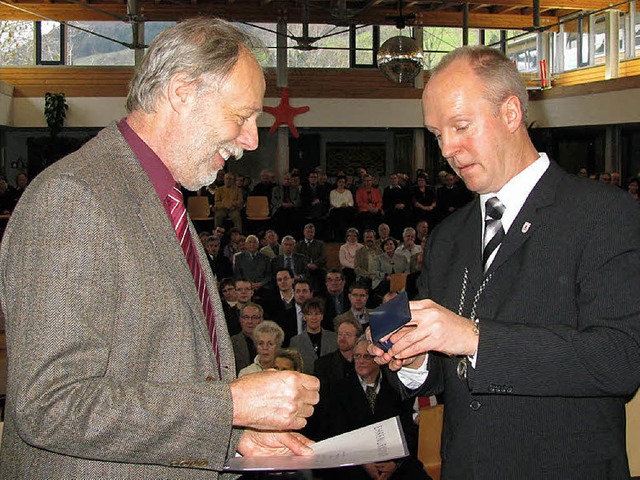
[44,92,69,137]
[0,21,34,65]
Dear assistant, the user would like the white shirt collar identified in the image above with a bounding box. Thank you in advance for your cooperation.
[480,153,550,236]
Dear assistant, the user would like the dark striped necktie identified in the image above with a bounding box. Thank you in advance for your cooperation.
[482,196,506,272]
[166,185,221,374]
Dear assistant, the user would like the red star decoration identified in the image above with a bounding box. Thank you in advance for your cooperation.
[263,87,310,138]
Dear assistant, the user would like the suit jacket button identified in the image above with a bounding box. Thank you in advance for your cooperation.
[205,375,215,381]
[488,385,495,393]
[469,400,481,410]
[507,386,513,393]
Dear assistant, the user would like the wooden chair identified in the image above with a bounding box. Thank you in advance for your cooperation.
[417,404,444,480]
[389,272,409,292]
[627,390,640,476]
[187,196,213,221]
[245,196,271,234]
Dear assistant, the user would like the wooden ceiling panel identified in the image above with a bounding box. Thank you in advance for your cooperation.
[0,0,631,29]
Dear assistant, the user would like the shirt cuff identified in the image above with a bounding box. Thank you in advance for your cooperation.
[397,354,430,390]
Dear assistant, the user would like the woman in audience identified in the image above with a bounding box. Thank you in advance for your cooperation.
[290,298,338,375]
[329,175,356,241]
[412,174,437,227]
[627,177,640,204]
[338,227,362,288]
[273,348,304,372]
[395,227,422,264]
[238,321,285,377]
[372,237,409,297]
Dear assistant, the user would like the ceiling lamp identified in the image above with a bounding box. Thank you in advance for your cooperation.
[377,35,424,85]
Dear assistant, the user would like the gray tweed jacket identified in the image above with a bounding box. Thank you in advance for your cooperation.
[0,123,242,479]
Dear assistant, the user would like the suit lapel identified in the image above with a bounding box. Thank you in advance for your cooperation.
[108,125,219,370]
[486,161,562,276]
[460,198,484,288]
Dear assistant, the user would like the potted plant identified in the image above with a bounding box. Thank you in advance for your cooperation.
[44,92,68,137]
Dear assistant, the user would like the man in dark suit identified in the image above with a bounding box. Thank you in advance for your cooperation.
[316,269,351,331]
[294,223,327,293]
[272,235,308,282]
[328,337,429,480]
[311,316,362,440]
[371,46,640,479]
[261,267,295,321]
[205,235,232,279]
[233,234,272,294]
[0,18,319,479]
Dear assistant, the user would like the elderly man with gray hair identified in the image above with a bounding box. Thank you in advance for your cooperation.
[0,18,319,479]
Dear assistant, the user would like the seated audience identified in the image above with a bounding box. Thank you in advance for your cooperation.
[338,227,362,288]
[262,267,296,320]
[272,235,308,282]
[205,235,232,280]
[354,229,381,287]
[383,173,413,239]
[627,177,640,204]
[355,174,383,232]
[334,282,372,328]
[218,277,241,336]
[317,269,351,331]
[222,227,243,263]
[373,237,409,296]
[376,223,391,250]
[415,220,429,246]
[328,175,356,241]
[274,348,305,372]
[230,302,264,374]
[301,171,330,238]
[412,174,437,227]
[326,336,430,480]
[295,223,327,293]
[238,320,285,377]
[312,316,362,440]
[395,227,422,264]
[279,279,314,346]
[437,172,472,220]
[233,235,272,294]
[271,172,302,237]
[213,172,243,231]
[251,169,275,204]
[259,229,280,259]
[290,298,338,375]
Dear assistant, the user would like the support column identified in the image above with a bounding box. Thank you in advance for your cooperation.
[605,10,620,80]
[274,19,290,178]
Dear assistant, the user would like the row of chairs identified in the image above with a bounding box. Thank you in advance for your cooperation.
[187,195,271,228]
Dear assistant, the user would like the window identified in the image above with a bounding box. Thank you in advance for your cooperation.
[423,27,462,69]
[351,25,377,67]
[144,22,176,46]
[67,21,134,66]
[36,21,63,64]
[0,21,34,65]
[506,32,538,73]
[288,23,350,68]
[243,23,278,68]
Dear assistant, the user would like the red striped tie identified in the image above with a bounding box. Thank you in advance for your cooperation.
[166,185,221,374]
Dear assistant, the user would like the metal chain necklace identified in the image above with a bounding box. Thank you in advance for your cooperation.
[456,267,492,380]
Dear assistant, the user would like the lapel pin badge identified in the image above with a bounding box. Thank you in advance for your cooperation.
[521,222,531,234]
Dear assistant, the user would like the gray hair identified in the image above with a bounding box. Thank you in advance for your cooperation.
[431,46,528,122]
[253,320,285,347]
[127,17,259,113]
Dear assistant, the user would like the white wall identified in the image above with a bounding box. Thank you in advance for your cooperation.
[9,97,424,129]
[0,81,13,127]
[8,88,640,129]
[529,88,640,127]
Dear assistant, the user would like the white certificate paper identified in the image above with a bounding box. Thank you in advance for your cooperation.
[223,416,409,471]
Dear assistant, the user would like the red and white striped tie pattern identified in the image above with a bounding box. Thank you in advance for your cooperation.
[166,185,221,374]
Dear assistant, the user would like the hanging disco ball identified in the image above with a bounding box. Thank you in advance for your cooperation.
[377,35,424,85]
